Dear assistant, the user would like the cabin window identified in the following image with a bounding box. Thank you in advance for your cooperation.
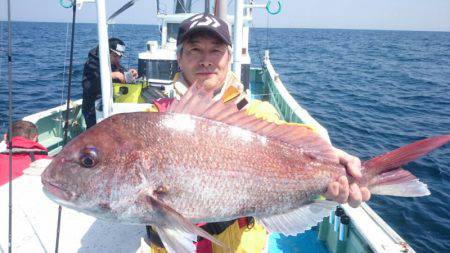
[167,23,180,43]
[138,59,178,81]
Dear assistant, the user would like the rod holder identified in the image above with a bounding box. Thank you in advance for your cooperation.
[339,215,350,241]
[334,207,344,232]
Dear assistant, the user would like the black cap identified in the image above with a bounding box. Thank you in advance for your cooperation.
[177,13,231,46]
[109,38,125,56]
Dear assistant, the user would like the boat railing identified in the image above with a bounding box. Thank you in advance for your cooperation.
[22,99,85,155]
[342,203,415,252]
[261,50,331,143]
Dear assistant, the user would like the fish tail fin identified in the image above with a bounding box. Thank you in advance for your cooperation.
[363,135,450,197]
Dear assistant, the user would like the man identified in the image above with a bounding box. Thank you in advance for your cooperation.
[82,38,138,129]
[0,121,48,186]
[150,13,371,252]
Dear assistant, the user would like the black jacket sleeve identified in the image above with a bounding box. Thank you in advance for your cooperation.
[82,51,102,99]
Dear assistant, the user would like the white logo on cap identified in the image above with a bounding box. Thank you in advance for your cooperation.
[189,14,203,22]
[189,15,220,30]
[116,44,125,52]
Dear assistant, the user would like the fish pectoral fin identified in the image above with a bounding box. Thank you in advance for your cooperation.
[147,195,227,252]
[257,200,336,236]
[153,226,196,253]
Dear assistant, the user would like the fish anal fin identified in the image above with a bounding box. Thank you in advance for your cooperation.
[145,195,226,251]
[257,200,336,236]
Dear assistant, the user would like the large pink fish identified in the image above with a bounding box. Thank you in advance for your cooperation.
[41,85,450,252]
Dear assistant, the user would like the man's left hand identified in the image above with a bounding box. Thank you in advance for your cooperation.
[324,148,371,208]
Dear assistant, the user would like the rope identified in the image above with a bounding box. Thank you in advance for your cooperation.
[7,0,14,252]
[54,1,77,252]
[264,1,281,51]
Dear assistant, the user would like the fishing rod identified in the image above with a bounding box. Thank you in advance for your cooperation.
[205,0,210,13]
[7,0,13,251]
[54,0,78,252]
[107,0,139,24]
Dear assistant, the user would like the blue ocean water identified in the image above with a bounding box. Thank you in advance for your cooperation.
[1,22,449,252]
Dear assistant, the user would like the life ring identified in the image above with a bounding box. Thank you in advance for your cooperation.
[266,0,281,15]
[60,0,73,9]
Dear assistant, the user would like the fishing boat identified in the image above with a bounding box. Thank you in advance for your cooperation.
[1,0,415,252]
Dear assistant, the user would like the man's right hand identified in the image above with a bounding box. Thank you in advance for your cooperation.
[129,69,138,78]
[112,71,125,83]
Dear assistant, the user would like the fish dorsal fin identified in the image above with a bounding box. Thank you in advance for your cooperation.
[168,84,337,162]
[257,200,337,236]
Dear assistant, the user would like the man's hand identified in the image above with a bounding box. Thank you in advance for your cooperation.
[129,69,138,78]
[112,71,125,83]
[325,148,371,208]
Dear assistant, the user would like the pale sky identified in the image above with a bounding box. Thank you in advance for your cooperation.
[1,0,449,32]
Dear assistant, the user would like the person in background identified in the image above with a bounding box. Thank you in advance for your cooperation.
[148,13,371,252]
[81,37,138,129]
[0,120,48,186]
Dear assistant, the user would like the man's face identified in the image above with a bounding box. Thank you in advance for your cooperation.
[110,52,121,68]
[178,34,230,90]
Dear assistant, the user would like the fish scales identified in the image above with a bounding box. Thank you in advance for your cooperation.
[146,113,340,221]
[70,113,339,221]
[43,112,344,225]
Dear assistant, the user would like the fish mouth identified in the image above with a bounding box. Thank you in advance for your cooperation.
[42,180,73,201]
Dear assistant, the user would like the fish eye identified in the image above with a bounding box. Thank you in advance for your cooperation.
[79,147,98,168]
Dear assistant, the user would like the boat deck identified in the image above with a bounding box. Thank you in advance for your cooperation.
[267,228,329,252]
[0,172,146,253]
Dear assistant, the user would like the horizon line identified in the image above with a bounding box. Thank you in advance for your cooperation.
[1,19,449,33]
